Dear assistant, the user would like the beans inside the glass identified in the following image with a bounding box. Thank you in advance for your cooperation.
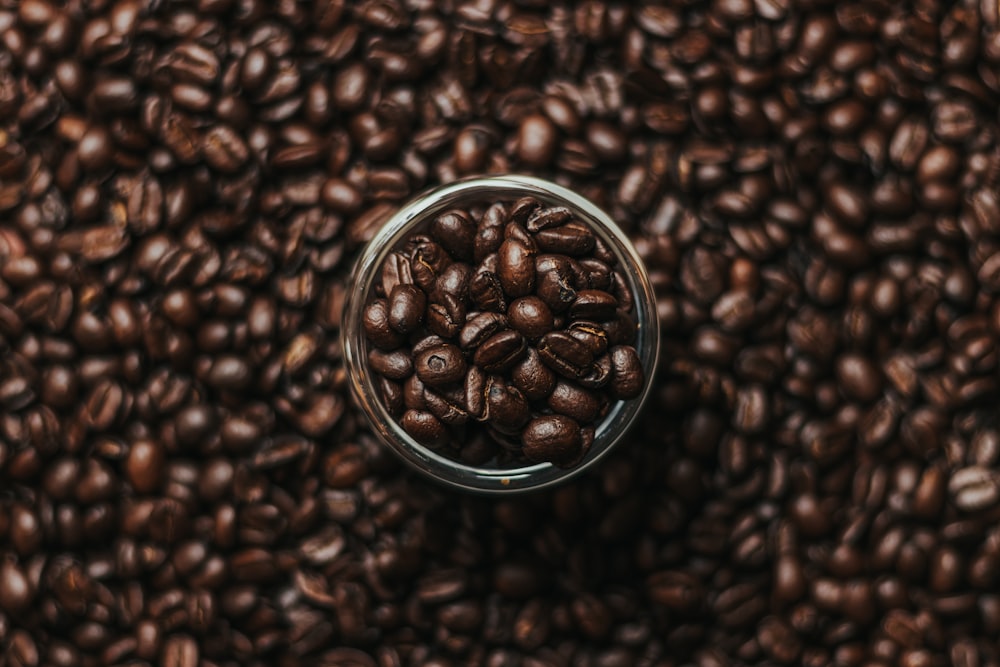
[363,196,645,467]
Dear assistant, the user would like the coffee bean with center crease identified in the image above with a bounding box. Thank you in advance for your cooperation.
[473,330,527,374]
[538,331,595,379]
[459,311,509,349]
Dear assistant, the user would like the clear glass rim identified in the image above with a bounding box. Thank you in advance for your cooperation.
[341,175,661,494]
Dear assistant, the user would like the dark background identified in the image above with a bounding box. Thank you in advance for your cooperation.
[1,1,999,666]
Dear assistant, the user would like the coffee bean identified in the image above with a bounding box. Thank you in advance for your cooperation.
[126,439,164,494]
[547,381,601,423]
[459,311,509,350]
[949,467,1000,512]
[470,267,508,313]
[473,330,527,374]
[517,114,557,167]
[415,343,467,388]
[498,238,536,298]
[486,380,530,434]
[538,331,595,379]
[535,222,596,256]
[522,415,583,466]
[387,284,426,334]
[367,348,413,381]
[401,409,448,448]
[570,289,618,320]
[363,299,405,351]
[507,297,554,341]
[431,210,476,261]
[606,346,644,400]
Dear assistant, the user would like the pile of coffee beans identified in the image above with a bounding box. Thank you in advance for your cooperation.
[362,196,645,467]
[3,0,1000,665]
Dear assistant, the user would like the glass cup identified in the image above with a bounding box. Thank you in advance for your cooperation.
[341,175,660,494]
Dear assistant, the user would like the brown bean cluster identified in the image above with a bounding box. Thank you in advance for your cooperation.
[362,196,644,467]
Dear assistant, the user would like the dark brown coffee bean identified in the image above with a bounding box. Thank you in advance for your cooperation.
[517,113,557,167]
[433,262,471,301]
[162,635,198,667]
[458,312,507,350]
[547,381,601,423]
[609,346,644,400]
[507,297,554,341]
[427,294,466,339]
[535,221,596,256]
[401,410,448,448]
[387,284,426,334]
[431,210,476,261]
[415,343,467,388]
[522,415,583,465]
[570,289,618,320]
[0,559,33,614]
[424,387,469,426]
[363,299,406,350]
[511,347,558,400]
[536,266,578,313]
[469,268,508,313]
[498,238,536,298]
[126,439,164,494]
[486,380,530,434]
[949,467,1000,512]
[538,331,595,379]
[368,348,413,380]
[473,330,527,374]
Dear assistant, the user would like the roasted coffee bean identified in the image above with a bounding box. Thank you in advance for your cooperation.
[387,284,426,334]
[363,299,405,351]
[522,415,583,465]
[538,331,595,379]
[459,312,509,350]
[423,387,469,426]
[473,330,527,374]
[567,321,609,357]
[415,343,467,388]
[507,297,555,341]
[536,265,578,313]
[426,294,466,339]
[400,409,448,448]
[486,380,531,434]
[570,290,618,320]
[433,262,471,302]
[547,381,601,423]
[609,346,644,400]
[367,349,413,381]
[498,238,536,298]
[511,348,558,400]
[470,267,508,313]
[431,210,476,261]
[526,206,573,233]
[380,252,413,296]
